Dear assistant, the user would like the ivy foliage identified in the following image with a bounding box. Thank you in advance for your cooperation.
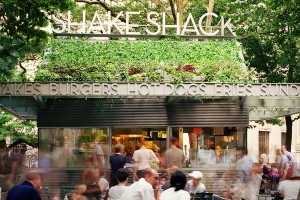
[0,111,37,145]
[35,39,254,83]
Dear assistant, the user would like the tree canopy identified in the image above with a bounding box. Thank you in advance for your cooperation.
[226,0,300,150]
[226,0,300,83]
[0,111,37,145]
[0,0,75,81]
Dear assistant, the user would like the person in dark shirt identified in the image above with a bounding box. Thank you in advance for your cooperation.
[6,170,43,200]
[109,144,127,187]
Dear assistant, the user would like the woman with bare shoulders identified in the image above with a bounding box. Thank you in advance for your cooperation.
[132,137,159,180]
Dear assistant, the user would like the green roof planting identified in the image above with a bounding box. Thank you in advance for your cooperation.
[35,39,254,83]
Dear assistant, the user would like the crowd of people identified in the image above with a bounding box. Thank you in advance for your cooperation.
[2,136,300,200]
[212,145,300,200]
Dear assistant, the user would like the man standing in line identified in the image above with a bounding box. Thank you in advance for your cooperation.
[117,168,159,200]
[6,170,43,200]
[164,137,185,168]
[109,144,127,187]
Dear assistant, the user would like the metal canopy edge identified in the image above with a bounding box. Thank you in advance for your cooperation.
[1,82,300,121]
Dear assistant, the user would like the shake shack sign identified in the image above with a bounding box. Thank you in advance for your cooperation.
[51,11,235,37]
[1,83,300,97]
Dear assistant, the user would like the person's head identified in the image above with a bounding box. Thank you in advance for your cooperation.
[170,171,187,191]
[83,168,99,185]
[281,145,287,153]
[117,168,129,183]
[166,165,179,179]
[25,170,42,189]
[137,137,145,148]
[188,171,203,187]
[114,144,125,154]
[275,148,281,156]
[236,146,247,159]
[170,137,179,147]
[143,168,159,188]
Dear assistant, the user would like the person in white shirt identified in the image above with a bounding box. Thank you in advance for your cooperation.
[278,177,300,200]
[281,145,295,167]
[133,137,159,180]
[186,171,206,194]
[98,168,109,200]
[277,165,300,199]
[160,171,190,200]
[235,146,258,200]
[117,168,159,200]
[108,168,129,200]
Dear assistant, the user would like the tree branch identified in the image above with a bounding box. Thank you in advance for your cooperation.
[76,0,126,22]
[19,62,26,75]
[169,0,177,22]
[292,115,300,122]
[150,0,173,19]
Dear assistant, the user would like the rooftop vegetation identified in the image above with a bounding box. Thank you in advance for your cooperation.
[35,39,254,84]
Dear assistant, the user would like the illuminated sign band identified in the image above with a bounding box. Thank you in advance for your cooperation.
[51,11,235,37]
[1,83,300,97]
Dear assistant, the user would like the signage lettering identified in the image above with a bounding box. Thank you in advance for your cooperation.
[2,83,300,97]
[51,11,236,37]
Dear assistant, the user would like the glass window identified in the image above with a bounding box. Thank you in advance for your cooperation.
[259,131,269,155]
[171,127,243,166]
[112,127,167,163]
[39,128,108,168]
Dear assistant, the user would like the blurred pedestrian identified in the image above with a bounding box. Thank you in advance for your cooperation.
[6,170,43,200]
[160,171,190,200]
[275,148,286,176]
[163,137,185,169]
[150,144,161,171]
[161,166,179,190]
[213,170,236,199]
[133,137,159,181]
[0,140,19,191]
[258,148,271,194]
[109,144,126,187]
[98,168,109,200]
[270,163,281,190]
[186,170,206,194]
[94,141,105,168]
[278,167,300,200]
[77,167,101,200]
[259,148,269,166]
[117,168,159,200]
[281,145,295,168]
[107,168,129,200]
[235,146,257,199]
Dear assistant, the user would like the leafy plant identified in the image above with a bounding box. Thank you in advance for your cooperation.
[35,39,254,83]
[0,0,75,81]
[0,110,37,145]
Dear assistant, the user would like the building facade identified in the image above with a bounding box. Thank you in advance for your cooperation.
[247,115,300,164]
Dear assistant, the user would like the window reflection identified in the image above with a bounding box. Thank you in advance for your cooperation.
[39,128,108,168]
